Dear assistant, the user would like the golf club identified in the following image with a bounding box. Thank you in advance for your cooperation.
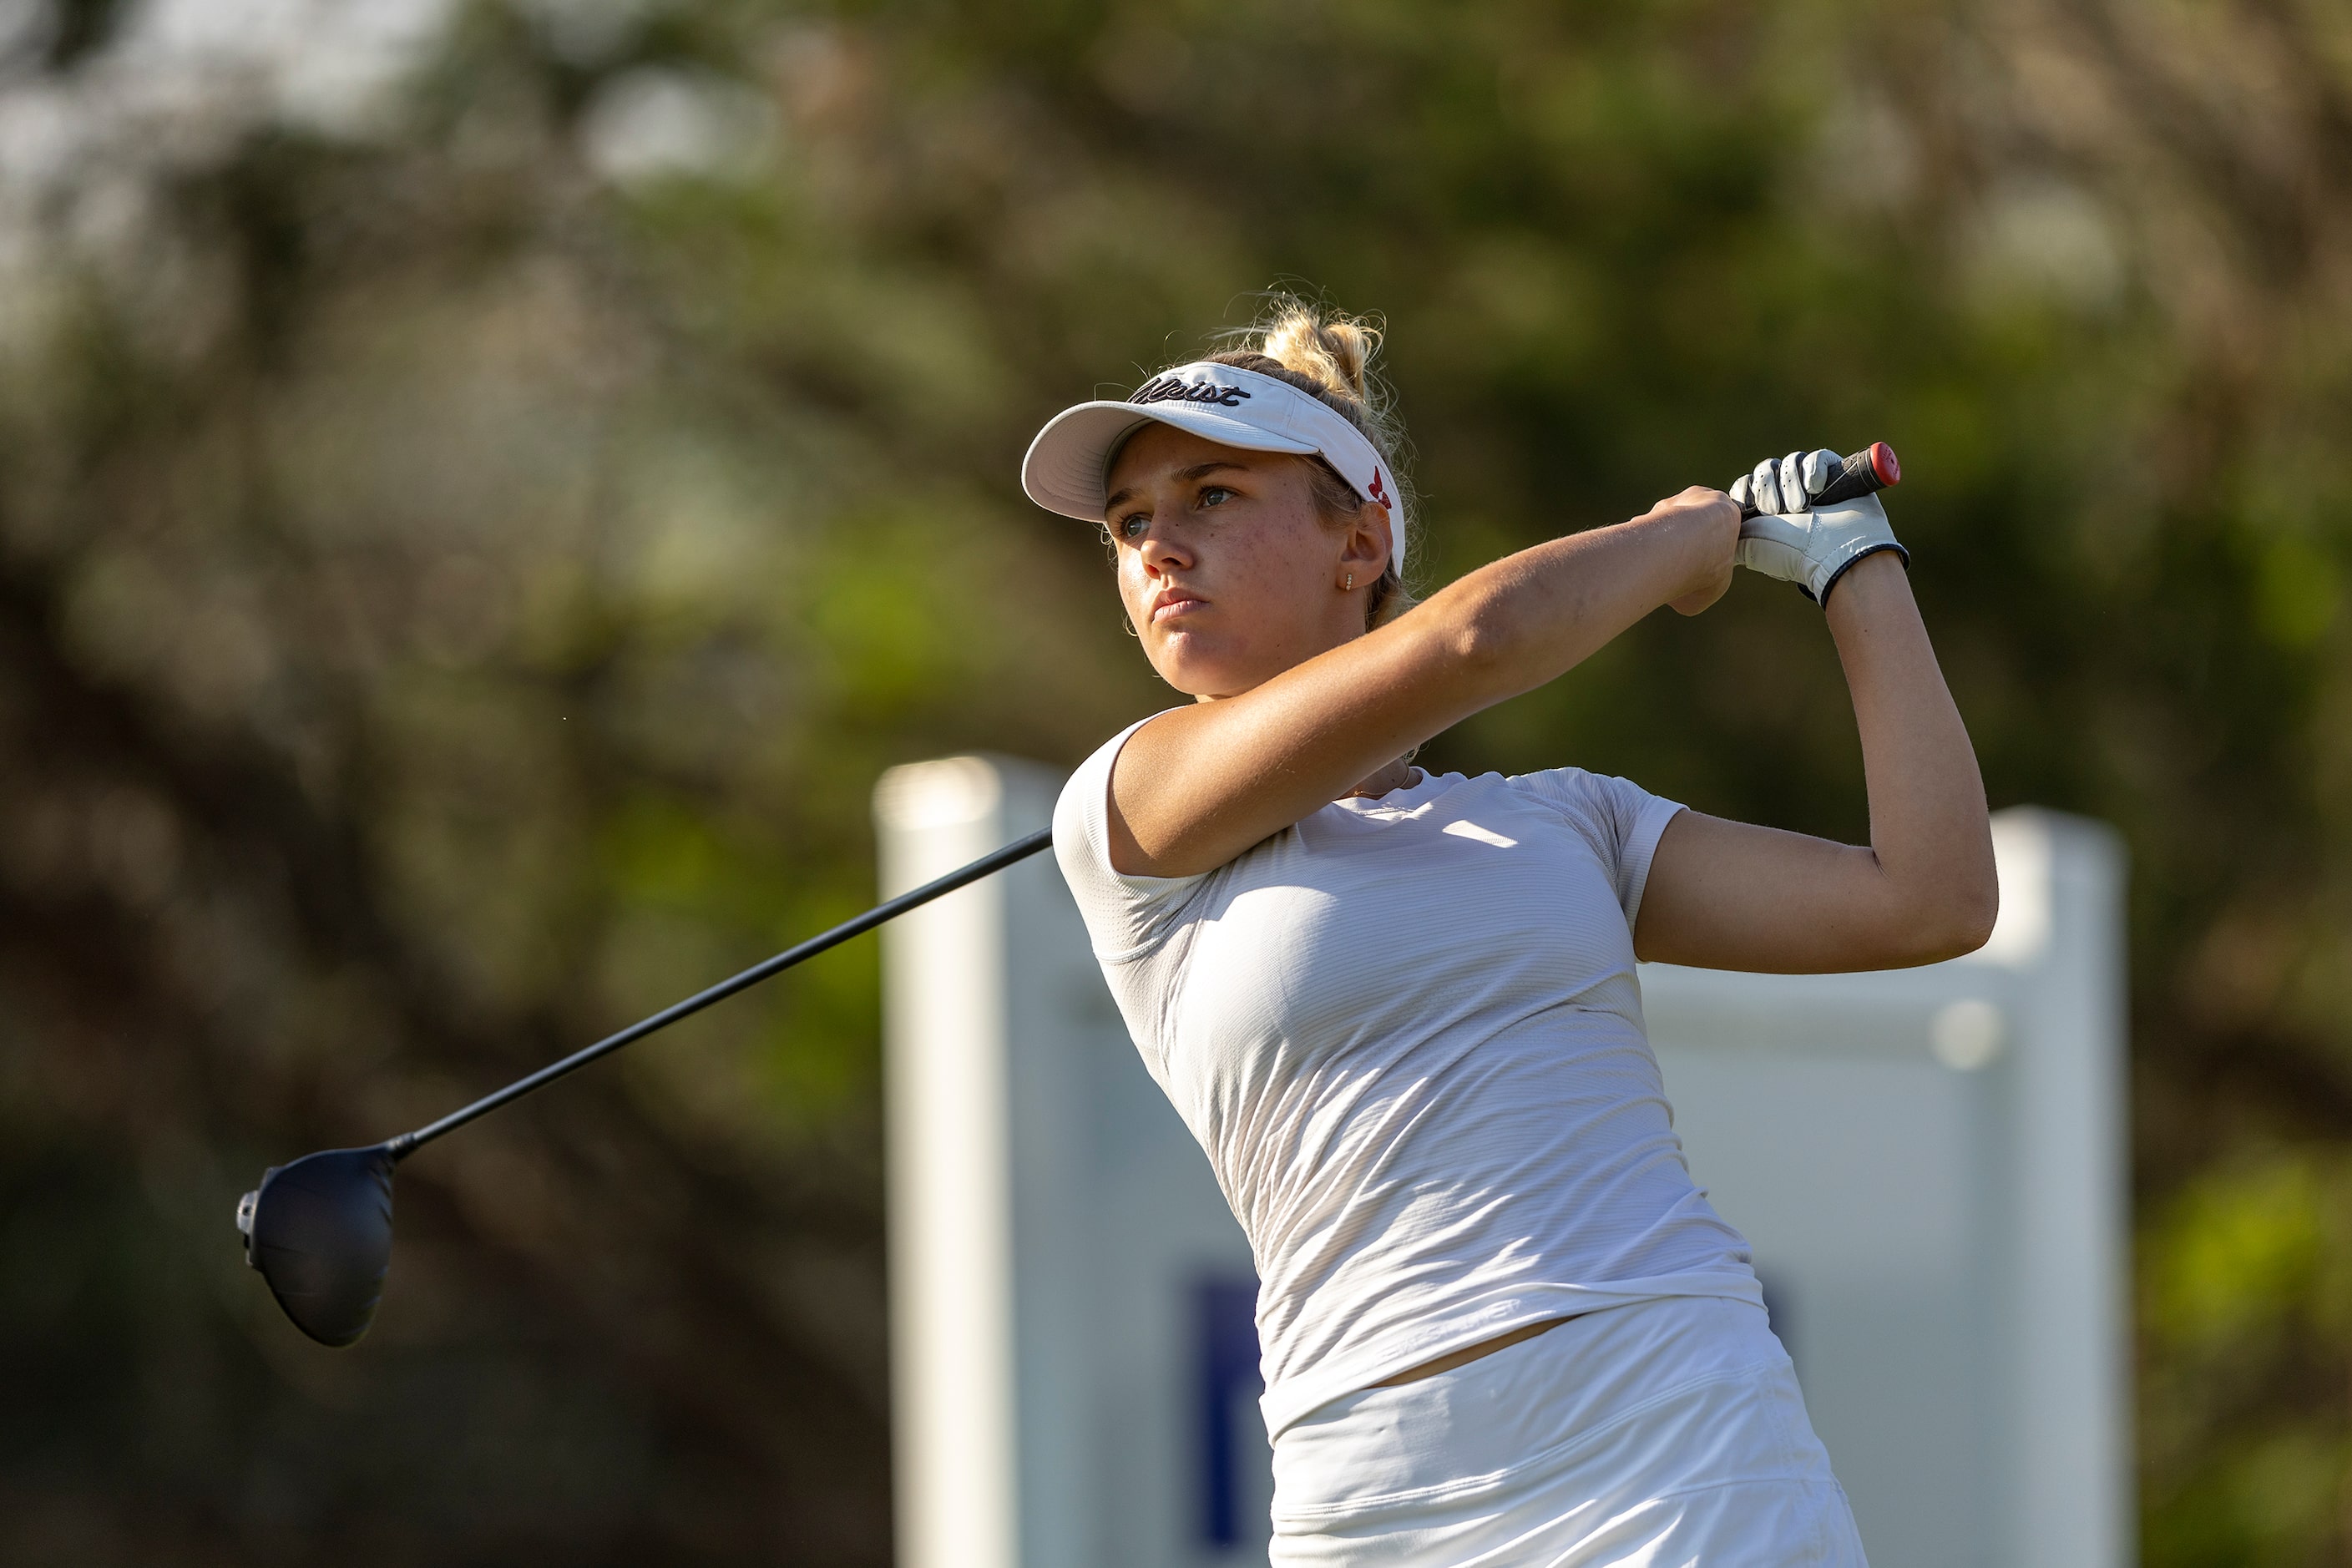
[237,825,1055,1348]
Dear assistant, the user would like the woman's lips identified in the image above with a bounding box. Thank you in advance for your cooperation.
[1151,592,1206,625]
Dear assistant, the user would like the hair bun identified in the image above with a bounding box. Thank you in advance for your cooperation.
[1186,294,1416,625]
[1258,304,1380,403]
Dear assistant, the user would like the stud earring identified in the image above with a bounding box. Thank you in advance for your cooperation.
[1344,572,1353,591]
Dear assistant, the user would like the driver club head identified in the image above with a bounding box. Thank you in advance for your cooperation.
[237,1145,397,1348]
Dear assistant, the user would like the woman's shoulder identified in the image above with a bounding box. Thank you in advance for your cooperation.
[1500,762,1638,806]
[1052,715,1220,964]
[1059,715,1160,802]
[1053,713,1178,878]
[1500,765,1682,847]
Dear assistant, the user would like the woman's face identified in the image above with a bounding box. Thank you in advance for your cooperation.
[1103,422,1390,701]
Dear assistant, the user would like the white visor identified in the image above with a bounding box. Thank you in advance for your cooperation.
[1021,362,1405,575]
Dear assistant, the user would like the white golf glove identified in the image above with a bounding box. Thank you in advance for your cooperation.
[1730,448,1909,605]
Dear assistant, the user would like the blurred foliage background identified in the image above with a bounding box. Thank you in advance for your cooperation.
[1,0,2349,1561]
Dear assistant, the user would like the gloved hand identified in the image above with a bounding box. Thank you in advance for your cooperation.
[1730,448,1909,605]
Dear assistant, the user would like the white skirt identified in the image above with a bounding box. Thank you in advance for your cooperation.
[1269,1297,1868,1566]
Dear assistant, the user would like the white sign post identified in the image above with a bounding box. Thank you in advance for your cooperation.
[877,759,2128,1568]
[877,757,1268,1568]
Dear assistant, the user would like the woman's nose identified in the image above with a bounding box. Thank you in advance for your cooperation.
[1138,514,1193,569]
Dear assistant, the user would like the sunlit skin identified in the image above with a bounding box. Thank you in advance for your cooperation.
[1096,415,1996,1383]
[1105,423,1395,705]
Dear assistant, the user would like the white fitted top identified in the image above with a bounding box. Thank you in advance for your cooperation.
[1053,718,1763,1435]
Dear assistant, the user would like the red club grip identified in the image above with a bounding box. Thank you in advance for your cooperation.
[1813,441,1900,506]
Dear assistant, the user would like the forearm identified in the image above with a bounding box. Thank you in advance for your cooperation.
[1203,501,1726,786]
[1426,506,1722,706]
[1824,555,1998,953]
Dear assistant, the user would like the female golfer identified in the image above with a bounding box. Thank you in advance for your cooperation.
[1022,303,1995,1565]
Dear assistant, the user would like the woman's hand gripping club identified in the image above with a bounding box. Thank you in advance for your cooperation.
[1730,442,1905,604]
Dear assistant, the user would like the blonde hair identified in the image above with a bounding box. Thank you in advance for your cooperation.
[1190,297,1419,626]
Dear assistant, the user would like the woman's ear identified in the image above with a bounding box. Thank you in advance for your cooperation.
[1338,501,1393,580]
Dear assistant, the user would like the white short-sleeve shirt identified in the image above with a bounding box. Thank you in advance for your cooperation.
[1053,717,1764,1436]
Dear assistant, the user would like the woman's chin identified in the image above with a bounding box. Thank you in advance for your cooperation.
[1162,667,1223,700]
[1152,645,1252,701]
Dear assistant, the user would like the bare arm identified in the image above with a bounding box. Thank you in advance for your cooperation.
[1109,490,1738,877]
[1632,554,1997,971]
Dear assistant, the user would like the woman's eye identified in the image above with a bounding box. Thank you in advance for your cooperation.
[1198,486,1235,508]
[1115,512,1149,540]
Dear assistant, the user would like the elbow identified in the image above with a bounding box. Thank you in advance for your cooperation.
[1900,869,2001,966]
[1439,590,1522,684]
[1954,846,2004,956]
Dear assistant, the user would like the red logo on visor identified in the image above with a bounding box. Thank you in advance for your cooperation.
[1368,468,1392,510]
